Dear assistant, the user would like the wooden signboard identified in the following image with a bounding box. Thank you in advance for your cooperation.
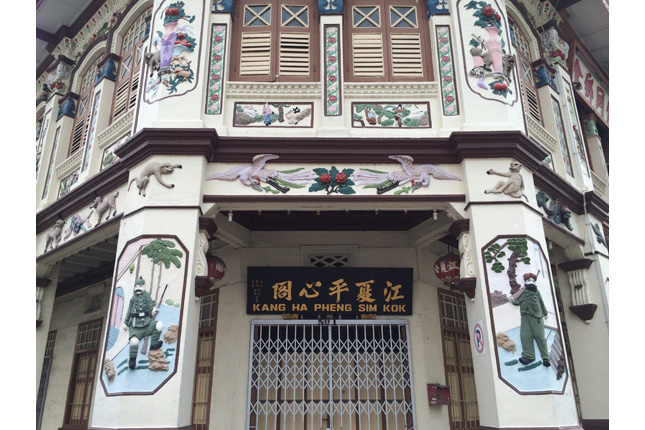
[247,267,413,316]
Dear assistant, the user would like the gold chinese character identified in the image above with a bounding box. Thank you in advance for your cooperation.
[384,281,404,302]
[329,279,349,303]
[272,281,293,301]
[355,280,376,303]
[299,281,321,298]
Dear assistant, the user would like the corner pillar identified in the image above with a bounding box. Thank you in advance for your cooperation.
[459,184,582,429]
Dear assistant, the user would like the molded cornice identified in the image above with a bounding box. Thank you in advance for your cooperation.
[37,129,609,234]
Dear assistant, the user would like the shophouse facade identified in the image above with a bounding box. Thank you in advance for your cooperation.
[36,1,609,429]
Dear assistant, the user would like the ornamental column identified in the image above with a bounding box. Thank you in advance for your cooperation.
[88,140,211,429]
[453,155,582,429]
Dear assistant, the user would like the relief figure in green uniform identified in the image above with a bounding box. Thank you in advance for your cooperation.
[509,272,551,367]
[123,277,164,369]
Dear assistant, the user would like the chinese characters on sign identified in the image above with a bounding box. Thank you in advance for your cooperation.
[247,267,413,316]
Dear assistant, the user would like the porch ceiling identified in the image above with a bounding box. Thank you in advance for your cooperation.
[56,235,118,296]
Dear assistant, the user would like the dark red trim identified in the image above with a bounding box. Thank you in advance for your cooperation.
[89,427,194,430]
[195,276,214,297]
[569,304,598,322]
[581,419,608,430]
[478,426,582,430]
[37,129,608,235]
[454,277,476,299]
[203,194,466,204]
[449,219,470,238]
[198,217,218,237]
[558,259,593,272]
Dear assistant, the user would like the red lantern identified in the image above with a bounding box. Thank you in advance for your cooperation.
[434,254,461,284]
[206,255,226,282]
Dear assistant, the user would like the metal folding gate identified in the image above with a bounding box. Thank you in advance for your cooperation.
[247,320,416,430]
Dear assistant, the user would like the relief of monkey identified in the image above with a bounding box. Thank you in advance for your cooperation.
[484,161,528,202]
[128,162,182,197]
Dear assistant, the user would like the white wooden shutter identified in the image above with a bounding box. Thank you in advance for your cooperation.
[390,33,423,77]
[352,33,384,77]
[279,32,310,76]
[240,31,272,76]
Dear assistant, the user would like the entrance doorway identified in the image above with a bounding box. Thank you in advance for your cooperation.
[438,290,479,430]
[247,320,416,430]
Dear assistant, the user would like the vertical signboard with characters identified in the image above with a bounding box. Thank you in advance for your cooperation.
[101,236,188,395]
[482,235,567,394]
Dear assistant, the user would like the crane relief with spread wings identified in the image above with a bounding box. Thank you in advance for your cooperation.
[206,154,315,194]
[354,155,462,194]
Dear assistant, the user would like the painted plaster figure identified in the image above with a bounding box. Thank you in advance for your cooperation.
[128,162,182,197]
[484,161,528,202]
[89,192,118,226]
[262,102,273,126]
[354,155,461,194]
[44,219,66,252]
[123,277,164,369]
[207,154,315,193]
[145,51,161,77]
[509,273,550,367]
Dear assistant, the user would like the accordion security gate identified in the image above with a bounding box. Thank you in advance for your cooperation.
[247,320,416,430]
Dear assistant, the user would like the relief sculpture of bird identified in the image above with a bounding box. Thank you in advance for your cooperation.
[206,154,314,193]
[354,155,462,194]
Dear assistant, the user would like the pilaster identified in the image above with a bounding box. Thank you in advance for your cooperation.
[88,143,209,428]
[457,157,581,429]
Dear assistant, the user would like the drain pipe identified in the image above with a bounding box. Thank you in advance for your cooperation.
[557,70,609,329]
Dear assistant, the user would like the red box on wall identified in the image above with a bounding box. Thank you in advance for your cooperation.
[427,384,451,406]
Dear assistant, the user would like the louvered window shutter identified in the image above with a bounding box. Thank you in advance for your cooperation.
[347,0,430,82]
[111,9,151,122]
[69,56,101,157]
[234,1,315,82]
[510,18,542,125]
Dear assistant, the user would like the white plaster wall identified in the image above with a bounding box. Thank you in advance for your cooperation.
[40,281,111,430]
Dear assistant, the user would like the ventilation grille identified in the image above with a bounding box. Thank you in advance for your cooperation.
[352,33,384,77]
[308,255,350,268]
[390,33,423,77]
[279,32,310,76]
[240,31,272,76]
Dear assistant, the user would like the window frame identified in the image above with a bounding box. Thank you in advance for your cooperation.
[110,8,152,123]
[230,0,319,82]
[62,319,103,430]
[69,55,104,158]
[344,0,433,83]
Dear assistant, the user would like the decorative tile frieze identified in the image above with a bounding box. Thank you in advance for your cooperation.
[42,126,61,200]
[82,90,101,172]
[435,25,459,116]
[206,24,227,115]
[324,25,342,116]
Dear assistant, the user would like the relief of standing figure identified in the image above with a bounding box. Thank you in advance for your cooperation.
[123,277,164,369]
[509,273,550,367]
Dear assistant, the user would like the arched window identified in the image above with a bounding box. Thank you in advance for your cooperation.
[69,55,104,157]
[111,9,152,122]
[508,16,542,124]
[344,0,433,82]
[231,0,318,82]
